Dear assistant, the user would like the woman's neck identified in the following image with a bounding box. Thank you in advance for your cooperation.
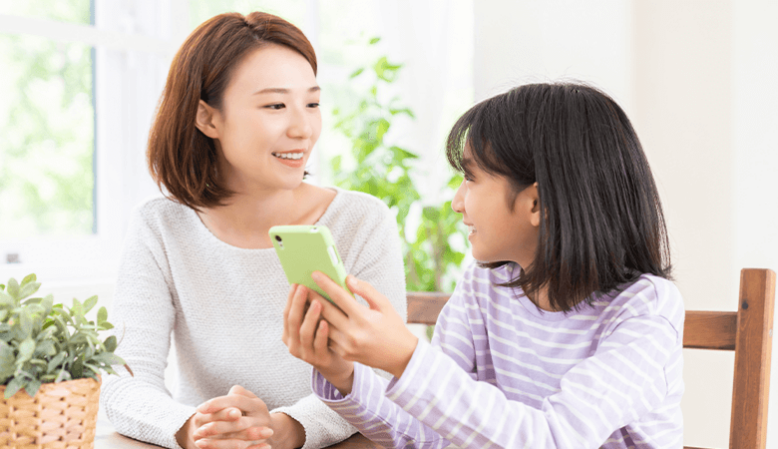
[196,183,332,249]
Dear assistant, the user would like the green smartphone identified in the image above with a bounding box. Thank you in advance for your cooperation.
[269,225,353,303]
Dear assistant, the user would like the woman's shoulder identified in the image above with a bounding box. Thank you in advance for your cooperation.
[331,187,391,213]
[129,195,196,236]
[320,187,393,230]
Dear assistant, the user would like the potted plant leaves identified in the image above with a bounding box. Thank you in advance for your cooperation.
[0,273,130,447]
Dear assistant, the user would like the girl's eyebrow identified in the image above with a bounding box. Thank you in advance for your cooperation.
[253,86,321,95]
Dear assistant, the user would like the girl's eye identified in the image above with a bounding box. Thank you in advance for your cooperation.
[265,103,285,110]
[307,102,320,108]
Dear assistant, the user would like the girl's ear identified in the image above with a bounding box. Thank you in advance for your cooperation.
[195,100,221,139]
[528,182,541,227]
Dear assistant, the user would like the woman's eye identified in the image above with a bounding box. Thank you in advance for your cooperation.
[265,103,285,110]
[307,102,320,108]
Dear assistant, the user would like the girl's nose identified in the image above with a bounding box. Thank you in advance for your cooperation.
[451,179,466,214]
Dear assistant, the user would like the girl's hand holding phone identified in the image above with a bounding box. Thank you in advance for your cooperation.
[301,272,418,382]
[283,283,355,395]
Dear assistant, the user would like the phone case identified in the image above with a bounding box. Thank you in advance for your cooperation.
[269,225,353,303]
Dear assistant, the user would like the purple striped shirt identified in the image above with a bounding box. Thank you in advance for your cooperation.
[313,263,685,448]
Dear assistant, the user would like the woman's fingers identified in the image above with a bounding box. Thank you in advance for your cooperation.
[197,392,265,416]
[192,407,242,430]
[193,419,273,442]
[195,439,270,449]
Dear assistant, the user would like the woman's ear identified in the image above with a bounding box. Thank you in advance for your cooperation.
[194,100,220,139]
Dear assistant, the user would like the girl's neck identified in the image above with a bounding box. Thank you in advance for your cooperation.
[527,285,556,312]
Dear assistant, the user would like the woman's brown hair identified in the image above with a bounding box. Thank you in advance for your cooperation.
[147,12,317,210]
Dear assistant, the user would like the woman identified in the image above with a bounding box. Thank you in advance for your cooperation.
[101,11,406,449]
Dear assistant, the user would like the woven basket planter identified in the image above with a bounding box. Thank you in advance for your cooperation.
[0,376,100,448]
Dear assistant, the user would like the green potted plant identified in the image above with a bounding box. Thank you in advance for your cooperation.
[330,37,468,294]
[0,273,130,447]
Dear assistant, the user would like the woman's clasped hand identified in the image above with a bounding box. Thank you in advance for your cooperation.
[180,385,274,449]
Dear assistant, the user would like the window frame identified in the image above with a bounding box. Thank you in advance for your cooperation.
[0,1,180,284]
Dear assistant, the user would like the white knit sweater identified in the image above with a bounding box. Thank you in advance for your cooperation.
[100,187,407,449]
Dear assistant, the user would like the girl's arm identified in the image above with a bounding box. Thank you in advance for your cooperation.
[286,274,478,448]
[303,273,680,449]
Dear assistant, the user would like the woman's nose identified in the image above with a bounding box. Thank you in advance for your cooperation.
[451,180,466,214]
[287,107,313,139]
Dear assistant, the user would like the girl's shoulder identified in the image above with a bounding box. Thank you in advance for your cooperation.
[450,262,517,304]
[602,274,685,332]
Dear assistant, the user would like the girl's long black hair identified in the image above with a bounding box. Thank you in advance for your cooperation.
[446,83,672,312]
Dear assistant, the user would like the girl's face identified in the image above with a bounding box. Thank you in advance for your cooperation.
[195,44,321,194]
[451,145,541,268]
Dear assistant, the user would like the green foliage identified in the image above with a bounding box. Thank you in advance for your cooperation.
[331,38,468,293]
[0,274,128,399]
[0,32,94,238]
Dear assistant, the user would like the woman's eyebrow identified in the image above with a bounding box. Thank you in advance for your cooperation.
[253,86,321,95]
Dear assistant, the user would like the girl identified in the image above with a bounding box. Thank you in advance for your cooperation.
[283,83,684,448]
[101,11,407,449]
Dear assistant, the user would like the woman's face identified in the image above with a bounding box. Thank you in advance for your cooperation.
[200,44,321,194]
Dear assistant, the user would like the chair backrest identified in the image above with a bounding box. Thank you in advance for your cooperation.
[406,268,776,449]
[683,268,775,449]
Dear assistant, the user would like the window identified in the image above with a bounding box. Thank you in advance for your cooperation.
[0,1,95,241]
[0,0,170,284]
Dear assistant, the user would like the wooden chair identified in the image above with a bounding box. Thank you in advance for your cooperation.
[405,268,776,449]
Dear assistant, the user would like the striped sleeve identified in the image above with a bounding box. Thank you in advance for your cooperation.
[385,317,678,448]
[313,281,679,448]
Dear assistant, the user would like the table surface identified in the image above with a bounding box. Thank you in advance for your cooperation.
[95,408,379,449]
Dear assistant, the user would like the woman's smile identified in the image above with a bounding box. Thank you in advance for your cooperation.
[272,150,307,168]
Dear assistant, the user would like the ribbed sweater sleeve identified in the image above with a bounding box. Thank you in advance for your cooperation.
[100,205,195,449]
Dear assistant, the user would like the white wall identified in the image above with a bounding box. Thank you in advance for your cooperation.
[474,0,633,111]
[474,0,778,447]
[633,2,735,446]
